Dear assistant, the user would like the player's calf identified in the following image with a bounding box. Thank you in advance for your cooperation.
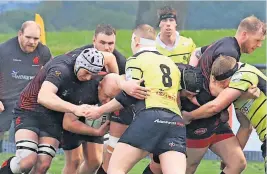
[0,139,38,174]
[97,135,120,174]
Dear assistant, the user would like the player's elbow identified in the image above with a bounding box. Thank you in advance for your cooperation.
[62,120,71,131]
[37,91,46,104]
[210,103,222,114]
[241,123,253,134]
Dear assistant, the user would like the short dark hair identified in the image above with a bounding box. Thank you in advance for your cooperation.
[157,6,177,19]
[94,24,116,37]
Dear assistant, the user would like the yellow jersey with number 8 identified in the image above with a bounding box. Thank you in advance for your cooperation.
[126,50,181,116]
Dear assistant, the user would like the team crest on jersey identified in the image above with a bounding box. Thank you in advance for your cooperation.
[231,72,243,82]
[55,71,61,77]
[33,56,39,65]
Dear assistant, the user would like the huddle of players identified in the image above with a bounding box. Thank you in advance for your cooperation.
[0,5,266,174]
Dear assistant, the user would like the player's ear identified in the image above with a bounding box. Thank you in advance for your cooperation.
[241,31,248,40]
[18,30,23,37]
[135,37,141,47]
[93,35,96,45]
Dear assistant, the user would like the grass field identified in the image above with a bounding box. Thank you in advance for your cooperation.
[0,29,266,64]
[0,29,265,173]
[0,153,264,174]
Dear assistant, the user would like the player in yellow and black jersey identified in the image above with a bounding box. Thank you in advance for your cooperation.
[183,55,267,172]
[156,6,196,64]
[86,24,187,174]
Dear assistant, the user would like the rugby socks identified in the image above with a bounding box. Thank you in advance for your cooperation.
[0,156,14,174]
[143,165,154,174]
[97,165,107,174]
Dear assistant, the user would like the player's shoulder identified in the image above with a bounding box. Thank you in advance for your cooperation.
[36,42,51,55]
[231,64,259,84]
[0,37,17,54]
[46,55,72,73]
[179,35,195,45]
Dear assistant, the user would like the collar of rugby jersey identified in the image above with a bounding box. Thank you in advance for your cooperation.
[136,46,158,53]
[156,31,180,51]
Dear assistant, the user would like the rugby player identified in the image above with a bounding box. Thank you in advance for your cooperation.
[188,15,266,172]
[0,21,52,151]
[156,6,196,64]
[183,55,267,172]
[62,24,127,174]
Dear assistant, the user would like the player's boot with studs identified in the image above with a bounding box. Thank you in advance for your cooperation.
[0,156,14,174]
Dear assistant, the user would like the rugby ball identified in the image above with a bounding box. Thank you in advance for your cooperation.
[85,113,110,129]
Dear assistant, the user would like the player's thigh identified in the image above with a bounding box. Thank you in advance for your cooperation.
[159,151,186,174]
[148,154,163,174]
[63,145,83,165]
[82,141,103,163]
[109,121,128,137]
[108,142,149,174]
[14,112,40,143]
[154,112,186,173]
[15,129,38,143]
[210,136,245,165]
[186,147,209,167]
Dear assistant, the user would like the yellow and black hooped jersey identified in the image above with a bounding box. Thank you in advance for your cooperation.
[125,50,181,115]
[229,63,267,142]
[156,35,196,64]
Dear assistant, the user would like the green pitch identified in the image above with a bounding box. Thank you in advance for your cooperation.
[0,154,264,174]
[0,29,265,64]
[36,156,267,174]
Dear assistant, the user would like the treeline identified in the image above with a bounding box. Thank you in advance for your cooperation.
[0,1,265,33]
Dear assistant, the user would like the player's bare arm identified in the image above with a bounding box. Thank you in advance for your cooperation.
[183,85,259,122]
[112,74,150,99]
[183,88,242,121]
[235,110,253,149]
[102,51,119,74]
[38,81,89,116]
[85,99,123,120]
[189,47,202,67]
[63,113,109,137]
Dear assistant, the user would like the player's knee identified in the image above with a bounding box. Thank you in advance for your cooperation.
[234,157,247,171]
[36,158,52,173]
[186,161,200,174]
[84,157,102,171]
[10,140,38,173]
[225,155,247,172]
[36,144,56,172]
[106,136,120,154]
